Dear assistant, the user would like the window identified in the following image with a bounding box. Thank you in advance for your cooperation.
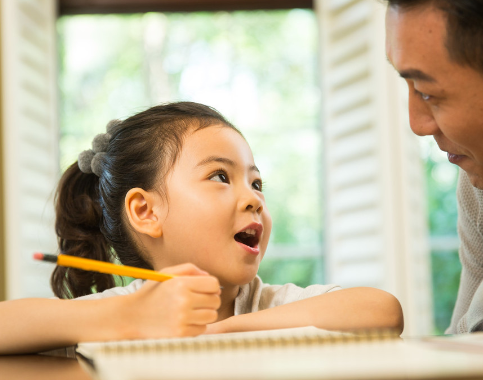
[58,9,324,287]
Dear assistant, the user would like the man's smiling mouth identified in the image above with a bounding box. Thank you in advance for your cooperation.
[447,152,466,165]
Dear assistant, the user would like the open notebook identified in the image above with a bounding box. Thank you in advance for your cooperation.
[76,327,483,380]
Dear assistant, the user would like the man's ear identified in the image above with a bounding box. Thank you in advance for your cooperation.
[124,188,164,238]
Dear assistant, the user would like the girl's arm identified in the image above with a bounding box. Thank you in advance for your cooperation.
[206,287,404,335]
[0,264,221,355]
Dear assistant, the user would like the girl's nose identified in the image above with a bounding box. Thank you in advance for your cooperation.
[408,92,440,136]
[239,188,264,214]
[245,202,263,214]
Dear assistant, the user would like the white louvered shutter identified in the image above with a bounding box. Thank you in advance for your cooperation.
[316,0,433,335]
[1,0,58,299]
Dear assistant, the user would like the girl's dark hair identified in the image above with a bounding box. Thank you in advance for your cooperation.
[52,102,238,298]
[385,0,483,73]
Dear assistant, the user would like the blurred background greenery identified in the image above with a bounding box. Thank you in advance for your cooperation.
[58,10,459,334]
[421,137,460,334]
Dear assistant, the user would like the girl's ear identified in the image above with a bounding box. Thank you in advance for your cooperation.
[124,188,165,238]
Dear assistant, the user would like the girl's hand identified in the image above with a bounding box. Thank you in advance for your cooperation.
[204,321,223,335]
[0,263,220,354]
[115,263,221,340]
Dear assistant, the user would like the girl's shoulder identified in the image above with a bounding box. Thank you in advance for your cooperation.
[235,276,341,314]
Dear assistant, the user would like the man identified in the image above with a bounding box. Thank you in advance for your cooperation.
[385,0,483,333]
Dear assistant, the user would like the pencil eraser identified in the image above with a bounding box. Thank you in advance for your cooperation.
[33,252,44,261]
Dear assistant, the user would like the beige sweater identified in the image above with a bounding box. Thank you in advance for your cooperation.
[447,171,483,333]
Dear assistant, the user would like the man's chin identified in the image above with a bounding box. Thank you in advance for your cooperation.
[466,171,483,190]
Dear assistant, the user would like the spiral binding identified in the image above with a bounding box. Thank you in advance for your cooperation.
[99,328,399,356]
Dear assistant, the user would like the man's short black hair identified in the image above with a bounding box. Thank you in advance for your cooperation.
[385,0,483,73]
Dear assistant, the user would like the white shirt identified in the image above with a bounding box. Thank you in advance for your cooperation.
[76,275,341,315]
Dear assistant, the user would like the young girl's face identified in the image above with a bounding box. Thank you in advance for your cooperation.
[152,125,272,287]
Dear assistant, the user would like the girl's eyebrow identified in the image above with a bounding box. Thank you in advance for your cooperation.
[196,156,260,173]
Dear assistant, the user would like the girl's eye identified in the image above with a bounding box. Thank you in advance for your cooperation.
[210,171,229,184]
[252,180,263,191]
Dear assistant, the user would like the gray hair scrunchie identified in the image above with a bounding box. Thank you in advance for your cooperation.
[78,119,121,176]
[78,149,95,174]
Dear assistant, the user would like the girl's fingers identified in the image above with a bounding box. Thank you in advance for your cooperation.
[141,275,220,298]
[190,292,222,310]
[182,276,221,294]
[187,309,219,325]
[159,263,209,277]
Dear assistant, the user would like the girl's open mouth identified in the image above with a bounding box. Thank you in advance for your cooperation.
[234,223,262,255]
[234,231,259,248]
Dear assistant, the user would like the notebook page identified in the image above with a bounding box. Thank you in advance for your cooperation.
[88,339,483,380]
[76,327,483,380]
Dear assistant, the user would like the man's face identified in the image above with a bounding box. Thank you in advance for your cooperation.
[386,5,483,189]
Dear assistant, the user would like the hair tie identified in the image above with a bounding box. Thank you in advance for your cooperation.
[78,119,121,176]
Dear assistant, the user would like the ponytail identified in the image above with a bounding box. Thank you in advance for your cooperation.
[51,162,115,299]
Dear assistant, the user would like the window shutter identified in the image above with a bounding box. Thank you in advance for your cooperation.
[1,0,58,299]
[316,0,433,335]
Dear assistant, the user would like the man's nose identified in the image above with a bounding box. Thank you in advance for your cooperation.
[408,92,440,136]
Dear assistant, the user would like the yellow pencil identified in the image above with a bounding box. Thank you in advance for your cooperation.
[33,253,176,282]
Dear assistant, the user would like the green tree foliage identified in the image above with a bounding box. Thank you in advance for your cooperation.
[421,137,460,334]
[431,250,461,334]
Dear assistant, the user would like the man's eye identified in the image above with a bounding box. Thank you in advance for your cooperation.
[415,89,431,101]
[421,93,431,101]
[210,172,229,183]
[252,180,263,191]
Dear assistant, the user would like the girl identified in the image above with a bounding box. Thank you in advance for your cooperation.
[0,102,403,355]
